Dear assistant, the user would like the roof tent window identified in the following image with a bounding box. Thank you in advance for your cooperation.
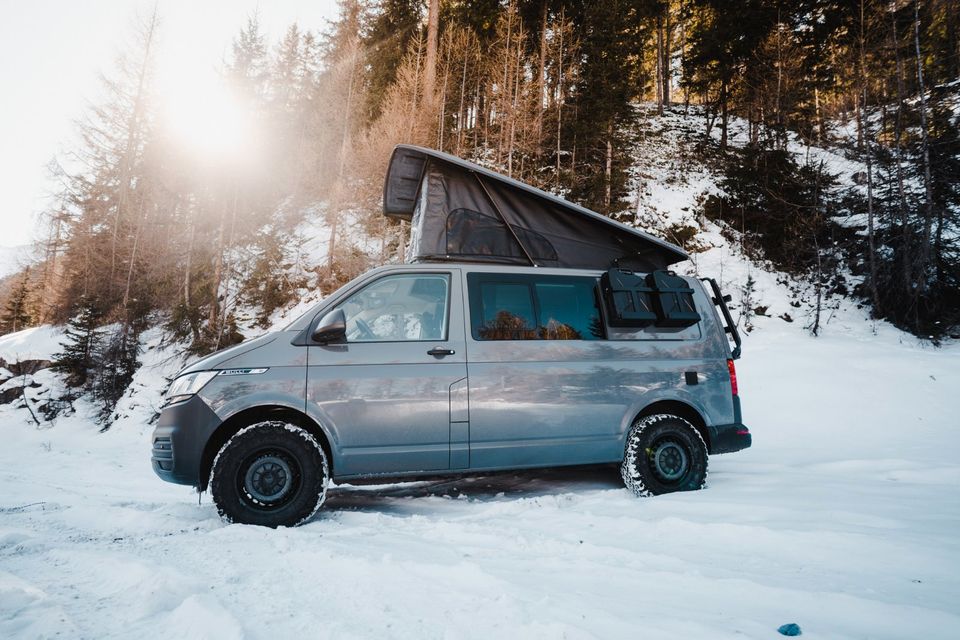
[445,208,557,262]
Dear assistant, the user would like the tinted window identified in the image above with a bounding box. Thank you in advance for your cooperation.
[477,281,538,340]
[337,274,449,342]
[469,273,603,341]
[535,280,603,340]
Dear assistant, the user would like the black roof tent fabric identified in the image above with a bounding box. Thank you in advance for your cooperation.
[383,145,689,271]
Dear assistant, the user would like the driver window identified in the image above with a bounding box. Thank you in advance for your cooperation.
[336,274,450,342]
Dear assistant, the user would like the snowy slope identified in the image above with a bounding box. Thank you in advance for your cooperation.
[1,316,959,639]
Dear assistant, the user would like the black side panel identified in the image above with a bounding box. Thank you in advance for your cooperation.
[383,147,428,219]
[648,270,701,328]
[600,268,658,327]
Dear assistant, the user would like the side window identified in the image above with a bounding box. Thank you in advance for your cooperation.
[477,281,538,340]
[469,274,603,341]
[535,280,603,340]
[337,274,449,342]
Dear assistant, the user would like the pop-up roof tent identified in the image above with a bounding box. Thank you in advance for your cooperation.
[383,145,688,271]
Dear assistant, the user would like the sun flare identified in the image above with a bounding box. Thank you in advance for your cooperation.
[159,71,254,162]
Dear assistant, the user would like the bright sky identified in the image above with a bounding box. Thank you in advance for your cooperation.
[0,0,340,249]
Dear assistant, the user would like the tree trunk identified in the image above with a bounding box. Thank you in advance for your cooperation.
[809,164,824,336]
[507,35,522,177]
[456,41,469,155]
[120,194,147,315]
[913,0,935,297]
[209,213,225,331]
[537,0,548,157]
[183,210,200,341]
[776,14,784,148]
[890,6,911,295]
[604,123,613,212]
[813,86,822,143]
[111,9,158,293]
[556,7,565,187]
[656,14,664,116]
[860,0,880,311]
[438,55,449,150]
[681,0,689,108]
[663,3,671,108]
[328,41,357,270]
[498,3,515,165]
[409,34,424,138]
[720,80,729,149]
[424,0,439,108]
[854,91,862,148]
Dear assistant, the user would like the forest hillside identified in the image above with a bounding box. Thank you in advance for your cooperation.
[1,0,958,421]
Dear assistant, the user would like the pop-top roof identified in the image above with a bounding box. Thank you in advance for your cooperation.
[383,144,688,271]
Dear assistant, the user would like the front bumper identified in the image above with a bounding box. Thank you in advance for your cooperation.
[151,395,222,487]
[707,423,752,454]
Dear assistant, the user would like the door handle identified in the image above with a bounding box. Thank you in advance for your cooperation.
[427,347,456,357]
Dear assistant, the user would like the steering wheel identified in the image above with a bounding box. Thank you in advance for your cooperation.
[354,317,376,341]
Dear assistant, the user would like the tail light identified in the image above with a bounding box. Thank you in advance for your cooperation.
[727,359,738,396]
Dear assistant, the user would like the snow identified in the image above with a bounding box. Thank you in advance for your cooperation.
[2,292,959,639]
[0,325,64,364]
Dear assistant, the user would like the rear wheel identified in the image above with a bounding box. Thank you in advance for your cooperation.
[210,421,329,527]
[621,414,708,497]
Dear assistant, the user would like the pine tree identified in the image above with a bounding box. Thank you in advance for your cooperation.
[53,297,103,388]
[244,225,308,327]
[93,323,142,423]
[363,0,422,122]
[682,0,776,148]
[570,0,651,212]
[1,268,33,335]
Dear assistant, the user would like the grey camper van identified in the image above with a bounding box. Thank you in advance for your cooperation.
[152,145,750,527]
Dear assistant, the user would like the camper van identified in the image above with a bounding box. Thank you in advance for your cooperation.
[152,145,750,527]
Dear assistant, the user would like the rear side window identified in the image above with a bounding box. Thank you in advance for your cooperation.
[468,273,603,341]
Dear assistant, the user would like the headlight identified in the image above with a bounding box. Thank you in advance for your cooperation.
[164,371,219,405]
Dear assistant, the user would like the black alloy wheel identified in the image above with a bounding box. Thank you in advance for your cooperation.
[210,421,329,527]
[621,414,708,496]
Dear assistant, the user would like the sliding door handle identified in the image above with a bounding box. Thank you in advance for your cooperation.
[427,347,456,357]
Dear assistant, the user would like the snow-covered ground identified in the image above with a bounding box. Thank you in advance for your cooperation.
[2,278,959,639]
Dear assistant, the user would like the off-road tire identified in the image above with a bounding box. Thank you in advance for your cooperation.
[621,413,708,497]
[210,421,329,527]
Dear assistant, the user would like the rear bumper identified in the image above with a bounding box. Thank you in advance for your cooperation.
[707,423,752,454]
[151,395,222,487]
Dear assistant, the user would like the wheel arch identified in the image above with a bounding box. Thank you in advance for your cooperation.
[636,399,710,452]
[198,405,334,492]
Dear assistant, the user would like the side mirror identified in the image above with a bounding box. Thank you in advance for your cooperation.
[311,308,347,344]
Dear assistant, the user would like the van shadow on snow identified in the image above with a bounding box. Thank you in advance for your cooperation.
[322,464,625,513]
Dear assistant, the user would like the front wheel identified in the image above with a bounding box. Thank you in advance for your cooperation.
[210,421,329,527]
[621,414,708,497]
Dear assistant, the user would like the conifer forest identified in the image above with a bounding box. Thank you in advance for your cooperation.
[2,0,959,416]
